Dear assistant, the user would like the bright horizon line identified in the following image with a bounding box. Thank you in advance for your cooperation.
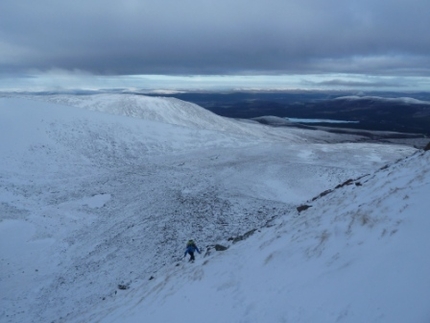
[1,73,430,93]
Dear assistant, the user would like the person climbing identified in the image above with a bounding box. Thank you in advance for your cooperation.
[184,239,201,262]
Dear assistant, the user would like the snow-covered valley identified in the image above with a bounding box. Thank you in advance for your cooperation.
[0,94,428,323]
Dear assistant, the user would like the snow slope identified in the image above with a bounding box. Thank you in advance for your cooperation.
[105,150,430,323]
[0,94,422,323]
[17,93,366,142]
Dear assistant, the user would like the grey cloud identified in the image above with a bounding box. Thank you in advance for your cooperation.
[303,79,410,89]
[1,0,430,77]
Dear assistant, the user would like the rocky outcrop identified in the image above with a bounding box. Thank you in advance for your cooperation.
[297,204,312,213]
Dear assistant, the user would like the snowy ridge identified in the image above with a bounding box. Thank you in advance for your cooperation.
[0,96,269,174]
[0,95,423,323]
[33,94,238,130]
[18,93,368,143]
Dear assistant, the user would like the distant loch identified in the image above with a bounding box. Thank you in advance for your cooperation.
[287,118,360,124]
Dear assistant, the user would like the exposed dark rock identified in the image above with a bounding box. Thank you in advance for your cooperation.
[232,229,257,243]
[117,284,129,290]
[297,204,312,213]
[335,179,354,189]
[214,244,228,251]
[311,189,333,201]
[424,141,430,151]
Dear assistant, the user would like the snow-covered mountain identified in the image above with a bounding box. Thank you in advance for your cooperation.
[13,94,328,140]
[0,94,427,323]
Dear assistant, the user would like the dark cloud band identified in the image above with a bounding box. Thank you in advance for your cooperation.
[1,0,429,77]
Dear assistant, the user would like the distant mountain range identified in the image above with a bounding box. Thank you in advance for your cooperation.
[149,92,430,137]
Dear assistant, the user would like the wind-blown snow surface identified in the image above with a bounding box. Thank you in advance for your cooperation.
[0,94,424,323]
[105,151,430,323]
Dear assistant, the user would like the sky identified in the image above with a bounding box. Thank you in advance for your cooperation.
[1,0,430,92]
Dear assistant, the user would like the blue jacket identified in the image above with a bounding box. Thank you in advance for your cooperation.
[184,245,200,256]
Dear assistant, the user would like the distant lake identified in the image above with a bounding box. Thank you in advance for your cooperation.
[287,118,360,124]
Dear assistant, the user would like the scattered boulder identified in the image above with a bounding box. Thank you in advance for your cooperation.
[117,283,129,290]
[297,204,312,213]
[214,244,228,251]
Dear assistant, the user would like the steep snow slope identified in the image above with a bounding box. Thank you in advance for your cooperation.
[104,150,430,323]
[0,95,418,323]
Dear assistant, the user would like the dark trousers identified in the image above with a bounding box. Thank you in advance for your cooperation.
[187,251,195,261]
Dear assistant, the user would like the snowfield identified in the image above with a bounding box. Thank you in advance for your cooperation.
[0,94,428,323]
